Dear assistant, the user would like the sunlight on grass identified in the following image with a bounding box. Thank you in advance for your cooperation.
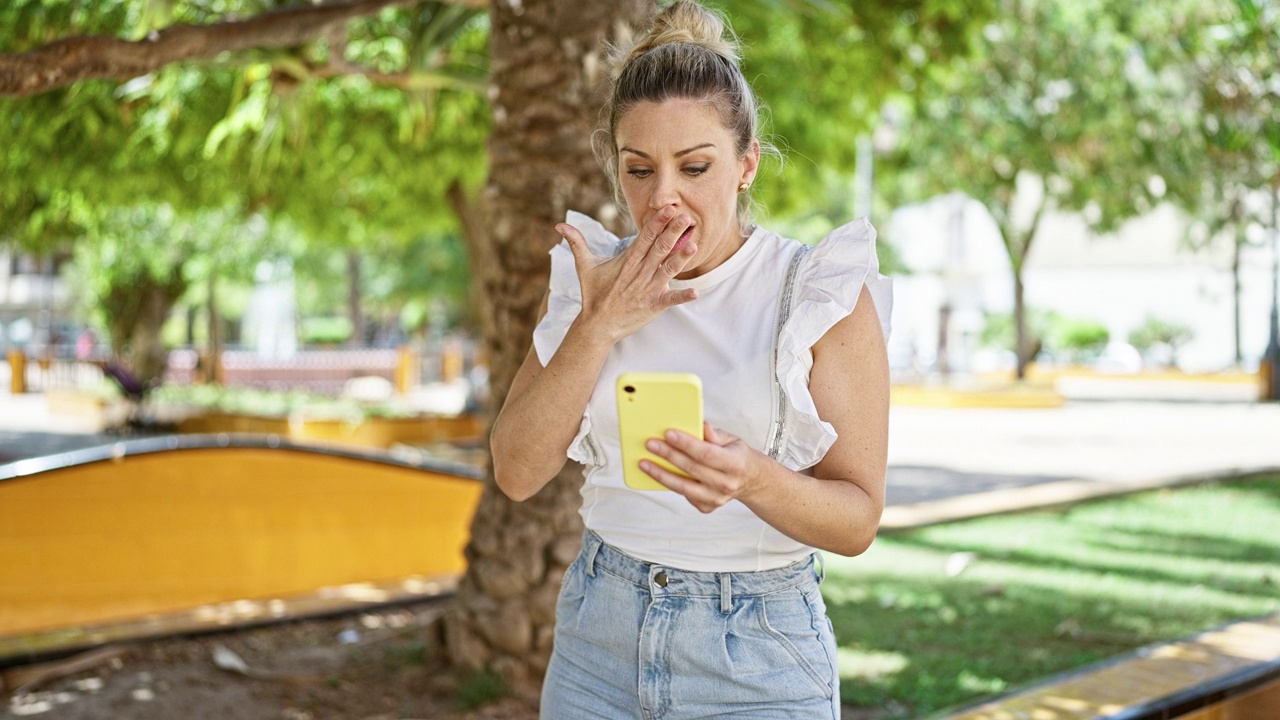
[825,474,1280,717]
[837,647,911,682]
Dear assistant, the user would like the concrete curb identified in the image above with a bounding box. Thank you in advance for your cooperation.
[880,465,1280,531]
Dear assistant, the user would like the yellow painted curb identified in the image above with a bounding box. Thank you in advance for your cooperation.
[1001,367,1260,385]
[891,383,1064,409]
[942,614,1280,720]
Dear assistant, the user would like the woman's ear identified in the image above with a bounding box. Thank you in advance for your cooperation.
[740,138,761,186]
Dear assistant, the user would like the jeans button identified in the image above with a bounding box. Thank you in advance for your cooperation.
[654,571,668,588]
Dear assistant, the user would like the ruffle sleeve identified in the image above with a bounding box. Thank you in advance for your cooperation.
[531,210,625,465]
[774,217,893,471]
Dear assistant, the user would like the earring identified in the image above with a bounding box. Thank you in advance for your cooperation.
[738,182,750,194]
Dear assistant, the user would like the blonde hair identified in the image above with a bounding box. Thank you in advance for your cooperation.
[595,1,776,227]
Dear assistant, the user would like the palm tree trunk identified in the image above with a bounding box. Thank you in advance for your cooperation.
[443,0,652,693]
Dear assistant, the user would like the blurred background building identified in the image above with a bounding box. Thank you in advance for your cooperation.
[888,190,1275,376]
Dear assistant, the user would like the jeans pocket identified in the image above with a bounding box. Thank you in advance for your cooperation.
[757,588,836,698]
[554,550,588,630]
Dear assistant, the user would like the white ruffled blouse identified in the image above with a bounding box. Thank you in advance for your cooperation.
[532,211,892,571]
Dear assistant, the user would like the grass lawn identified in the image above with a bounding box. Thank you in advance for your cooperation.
[825,473,1280,718]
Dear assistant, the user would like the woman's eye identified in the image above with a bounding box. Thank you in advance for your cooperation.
[626,168,652,178]
[685,164,710,176]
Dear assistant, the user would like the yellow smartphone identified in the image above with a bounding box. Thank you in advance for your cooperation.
[616,372,704,491]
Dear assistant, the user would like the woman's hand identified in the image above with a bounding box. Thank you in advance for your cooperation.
[640,423,765,513]
[557,205,699,343]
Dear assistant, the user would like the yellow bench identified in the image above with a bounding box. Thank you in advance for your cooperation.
[0,435,484,660]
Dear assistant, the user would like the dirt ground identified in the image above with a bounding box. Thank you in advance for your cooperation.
[3,603,889,720]
[3,601,539,720]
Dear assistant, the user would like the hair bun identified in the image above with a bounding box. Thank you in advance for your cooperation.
[620,1,740,74]
[596,0,775,232]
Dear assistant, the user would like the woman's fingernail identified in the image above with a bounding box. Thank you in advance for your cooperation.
[646,440,661,452]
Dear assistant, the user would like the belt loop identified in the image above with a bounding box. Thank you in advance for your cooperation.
[584,533,601,578]
[812,553,825,585]
[720,573,732,614]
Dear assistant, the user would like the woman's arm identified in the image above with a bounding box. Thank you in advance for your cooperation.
[639,284,890,556]
[490,209,701,501]
[490,299,615,501]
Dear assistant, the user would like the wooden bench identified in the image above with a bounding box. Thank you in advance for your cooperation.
[941,613,1280,720]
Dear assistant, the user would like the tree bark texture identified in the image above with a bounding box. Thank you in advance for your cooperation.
[443,0,652,693]
[0,0,486,97]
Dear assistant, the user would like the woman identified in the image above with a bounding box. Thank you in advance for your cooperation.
[490,2,892,717]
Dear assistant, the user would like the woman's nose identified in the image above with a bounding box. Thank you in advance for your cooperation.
[649,173,679,209]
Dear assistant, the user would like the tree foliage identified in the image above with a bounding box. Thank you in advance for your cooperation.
[2,0,1002,254]
[1149,0,1278,241]
[709,0,997,225]
[1128,314,1194,368]
[62,204,272,382]
[1116,0,1277,365]
[1,1,490,382]
[1,1,490,247]
[888,0,1188,377]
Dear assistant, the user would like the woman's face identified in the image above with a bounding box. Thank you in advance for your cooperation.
[615,98,760,280]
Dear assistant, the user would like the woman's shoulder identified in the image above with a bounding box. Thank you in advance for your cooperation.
[771,217,891,470]
[774,215,892,354]
[753,217,879,275]
[758,215,875,244]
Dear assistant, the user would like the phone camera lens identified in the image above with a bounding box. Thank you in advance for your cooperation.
[623,385,635,394]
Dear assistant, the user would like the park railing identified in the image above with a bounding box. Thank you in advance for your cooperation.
[7,339,489,417]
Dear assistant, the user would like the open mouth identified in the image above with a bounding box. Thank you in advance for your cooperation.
[672,225,695,254]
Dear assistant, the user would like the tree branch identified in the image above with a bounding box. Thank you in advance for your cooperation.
[272,57,485,93]
[1019,192,1049,269]
[0,0,484,97]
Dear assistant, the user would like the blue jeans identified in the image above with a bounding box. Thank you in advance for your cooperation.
[540,530,840,719]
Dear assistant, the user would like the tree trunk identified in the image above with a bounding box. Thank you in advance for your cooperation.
[443,0,652,694]
[1232,227,1243,367]
[208,272,224,385]
[1013,268,1029,380]
[346,250,365,347]
[1004,199,1045,382]
[128,284,181,385]
[103,270,188,388]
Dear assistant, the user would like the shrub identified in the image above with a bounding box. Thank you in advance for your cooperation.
[1047,317,1110,364]
[301,316,353,346]
[1128,315,1193,367]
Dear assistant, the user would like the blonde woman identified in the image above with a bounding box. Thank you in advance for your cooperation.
[490,2,892,716]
